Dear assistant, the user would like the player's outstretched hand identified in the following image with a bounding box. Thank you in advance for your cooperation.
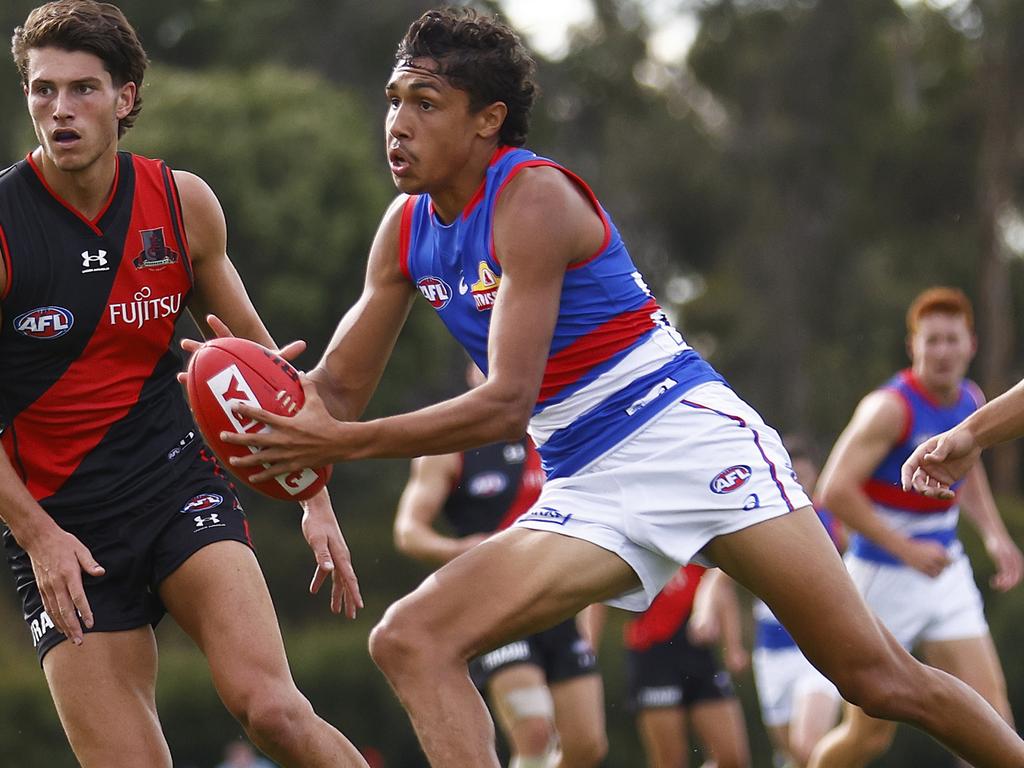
[301,489,363,618]
[26,521,105,645]
[221,374,351,481]
[177,314,307,386]
[901,427,980,499]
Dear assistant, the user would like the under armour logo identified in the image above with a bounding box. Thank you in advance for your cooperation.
[194,513,221,529]
[81,250,109,273]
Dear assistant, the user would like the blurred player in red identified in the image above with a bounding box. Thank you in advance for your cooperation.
[617,563,750,768]
[393,365,605,768]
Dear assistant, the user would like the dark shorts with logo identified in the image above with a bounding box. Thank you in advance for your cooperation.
[3,448,252,664]
[469,617,598,691]
[626,626,735,712]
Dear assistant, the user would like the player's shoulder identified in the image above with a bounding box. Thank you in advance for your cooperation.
[0,160,24,196]
[851,387,908,439]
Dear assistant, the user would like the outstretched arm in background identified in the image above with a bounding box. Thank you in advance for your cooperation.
[818,391,952,577]
[393,453,489,567]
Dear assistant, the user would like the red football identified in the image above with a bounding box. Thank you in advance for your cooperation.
[186,337,331,501]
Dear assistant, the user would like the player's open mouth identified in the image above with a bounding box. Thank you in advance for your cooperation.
[389,148,411,175]
[52,129,80,145]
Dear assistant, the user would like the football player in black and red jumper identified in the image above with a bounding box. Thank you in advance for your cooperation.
[0,2,365,766]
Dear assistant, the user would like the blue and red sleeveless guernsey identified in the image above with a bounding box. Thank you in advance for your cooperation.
[851,369,983,565]
[0,152,198,521]
[399,146,723,479]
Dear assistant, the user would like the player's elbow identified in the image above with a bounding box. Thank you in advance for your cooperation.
[485,387,534,439]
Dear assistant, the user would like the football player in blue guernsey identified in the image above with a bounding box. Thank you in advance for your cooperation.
[221,8,1024,767]
[809,287,1022,768]
[0,2,366,767]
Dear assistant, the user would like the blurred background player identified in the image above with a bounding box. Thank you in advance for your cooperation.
[811,286,1023,767]
[724,437,844,768]
[603,563,751,768]
[392,365,607,768]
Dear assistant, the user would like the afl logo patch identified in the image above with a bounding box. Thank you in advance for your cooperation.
[14,306,74,339]
[181,493,224,513]
[417,276,452,310]
[710,465,752,494]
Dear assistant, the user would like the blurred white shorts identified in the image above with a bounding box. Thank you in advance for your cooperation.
[513,381,812,611]
[753,646,840,727]
[846,547,989,649]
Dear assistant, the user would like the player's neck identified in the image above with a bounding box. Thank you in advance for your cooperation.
[429,142,499,225]
[32,145,118,221]
[912,369,960,406]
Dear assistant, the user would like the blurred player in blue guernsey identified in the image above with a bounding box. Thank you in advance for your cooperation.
[811,287,1022,768]
[0,2,365,767]
[221,9,1024,767]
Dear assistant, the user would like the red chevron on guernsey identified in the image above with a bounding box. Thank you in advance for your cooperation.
[537,298,659,404]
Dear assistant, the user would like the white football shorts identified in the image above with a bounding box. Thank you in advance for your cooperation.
[753,646,840,727]
[513,381,812,611]
[845,545,989,649]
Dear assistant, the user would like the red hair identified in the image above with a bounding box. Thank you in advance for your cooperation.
[906,286,974,335]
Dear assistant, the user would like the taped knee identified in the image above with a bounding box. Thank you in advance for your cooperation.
[503,685,555,721]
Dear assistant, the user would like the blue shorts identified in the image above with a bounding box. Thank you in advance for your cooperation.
[4,446,252,663]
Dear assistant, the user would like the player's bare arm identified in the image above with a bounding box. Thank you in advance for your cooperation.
[903,378,1024,495]
[175,169,362,616]
[175,170,275,346]
[819,390,952,576]
[0,452,103,644]
[225,165,602,477]
[957,462,1024,592]
[394,453,487,566]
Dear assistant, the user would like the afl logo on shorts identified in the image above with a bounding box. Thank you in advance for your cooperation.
[14,306,74,339]
[181,493,224,514]
[417,276,452,310]
[710,465,752,494]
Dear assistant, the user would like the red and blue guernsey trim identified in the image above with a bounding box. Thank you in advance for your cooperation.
[850,369,982,565]
[399,146,722,479]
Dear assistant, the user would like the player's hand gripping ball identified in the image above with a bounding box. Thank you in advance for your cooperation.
[186,337,331,501]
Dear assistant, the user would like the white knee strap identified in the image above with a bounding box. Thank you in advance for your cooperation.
[509,755,552,768]
[503,685,555,721]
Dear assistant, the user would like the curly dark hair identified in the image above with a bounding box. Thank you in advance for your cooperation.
[396,7,537,147]
[12,0,148,138]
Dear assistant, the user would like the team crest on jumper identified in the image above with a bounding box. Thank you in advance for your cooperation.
[471,261,500,311]
[417,276,452,310]
[134,228,179,270]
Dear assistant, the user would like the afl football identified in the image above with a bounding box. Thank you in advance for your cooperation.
[186,337,331,501]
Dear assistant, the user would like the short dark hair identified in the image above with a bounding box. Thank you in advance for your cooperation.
[396,7,537,147]
[12,0,148,137]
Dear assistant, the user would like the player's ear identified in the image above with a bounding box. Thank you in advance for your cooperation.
[115,81,136,120]
[476,101,507,140]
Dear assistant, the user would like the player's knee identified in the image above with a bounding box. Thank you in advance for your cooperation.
[369,601,431,678]
[233,689,314,750]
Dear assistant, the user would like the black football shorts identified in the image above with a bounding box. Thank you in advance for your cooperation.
[469,617,599,690]
[626,626,736,712]
[4,447,252,663]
